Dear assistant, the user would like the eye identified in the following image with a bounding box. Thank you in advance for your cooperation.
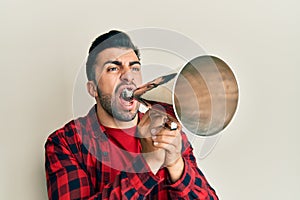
[107,66,119,72]
[131,65,141,72]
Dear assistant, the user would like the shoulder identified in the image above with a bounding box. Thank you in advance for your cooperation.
[46,106,96,145]
[46,120,78,146]
[44,118,90,161]
[44,106,99,154]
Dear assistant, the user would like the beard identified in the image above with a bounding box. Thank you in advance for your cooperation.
[97,86,138,122]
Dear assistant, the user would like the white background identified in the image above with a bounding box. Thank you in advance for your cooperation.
[1,0,299,199]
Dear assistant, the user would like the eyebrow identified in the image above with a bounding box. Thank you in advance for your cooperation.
[129,61,141,66]
[103,60,141,67]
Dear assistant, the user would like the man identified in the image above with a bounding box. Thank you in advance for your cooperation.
[45,30,218,199]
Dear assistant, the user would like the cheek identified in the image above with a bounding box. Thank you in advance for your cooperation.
[97,77,119,94]
[134,74,143,85]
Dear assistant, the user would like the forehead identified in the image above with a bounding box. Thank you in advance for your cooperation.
[95,47,139,65]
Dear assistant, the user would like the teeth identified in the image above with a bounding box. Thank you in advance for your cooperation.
[121,88,133,101]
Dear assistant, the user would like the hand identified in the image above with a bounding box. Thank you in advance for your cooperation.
[150,114,182,168]
[138,108,183,176]
[138,109,166,173]
[151,114,184,182]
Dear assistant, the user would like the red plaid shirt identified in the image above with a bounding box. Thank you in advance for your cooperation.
[45,105,218,199]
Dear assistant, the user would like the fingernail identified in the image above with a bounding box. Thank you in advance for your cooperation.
[152,135,157,140]
[151,129,156,134]
[153,142,158,146]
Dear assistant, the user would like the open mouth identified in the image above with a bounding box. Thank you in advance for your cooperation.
[118,87,136,110]
[120,88,134,101]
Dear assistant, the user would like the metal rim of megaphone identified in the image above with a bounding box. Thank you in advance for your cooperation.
[171,54,239,137]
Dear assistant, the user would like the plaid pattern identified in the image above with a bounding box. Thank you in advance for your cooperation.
[45,105,218,199]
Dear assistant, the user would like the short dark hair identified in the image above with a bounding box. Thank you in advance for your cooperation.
[86,30,140,81]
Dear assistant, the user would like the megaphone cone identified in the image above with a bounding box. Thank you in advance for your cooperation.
[134,55,239,136]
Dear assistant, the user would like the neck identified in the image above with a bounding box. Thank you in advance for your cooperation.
[96,103,138,129]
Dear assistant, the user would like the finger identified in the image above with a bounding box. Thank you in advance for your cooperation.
[139,116,166,139]
[152,140,179,153]
[149,108,166,118]
[138,110,166,138]
[153,127,182,142]
[149,110,167,126]
[152,126,181,136]
[153,134,181,147]
[152,130,181,145]
[148,113,168,133]
[148,111,180,133]
[152,130,177,138]
[152,136,175,147]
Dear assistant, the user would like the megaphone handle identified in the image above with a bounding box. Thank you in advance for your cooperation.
[138,98,178,131]
[164,121,178,130]
[137,98,153,109]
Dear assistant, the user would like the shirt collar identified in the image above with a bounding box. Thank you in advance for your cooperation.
[85,104,143,139]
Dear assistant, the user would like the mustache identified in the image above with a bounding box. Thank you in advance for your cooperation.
[115,81,137,94]
[96,81,137,97]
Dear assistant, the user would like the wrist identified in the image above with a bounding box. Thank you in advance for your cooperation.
[166,157,184,182]
[166,157,181,168]
[142,150,165,174]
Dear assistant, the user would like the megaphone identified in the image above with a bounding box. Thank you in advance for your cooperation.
[130,55,239,136]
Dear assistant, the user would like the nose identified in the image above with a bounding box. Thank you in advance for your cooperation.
[120,67,134,83]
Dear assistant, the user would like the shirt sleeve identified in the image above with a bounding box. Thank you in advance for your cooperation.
[166,133,219,200]
[45,135,163,200]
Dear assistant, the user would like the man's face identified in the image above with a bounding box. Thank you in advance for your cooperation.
[94,48,142,122]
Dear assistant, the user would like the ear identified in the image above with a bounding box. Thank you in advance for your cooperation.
[87,81,98,97]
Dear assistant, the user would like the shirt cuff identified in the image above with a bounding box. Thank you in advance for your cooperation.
[165,158,195,192]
